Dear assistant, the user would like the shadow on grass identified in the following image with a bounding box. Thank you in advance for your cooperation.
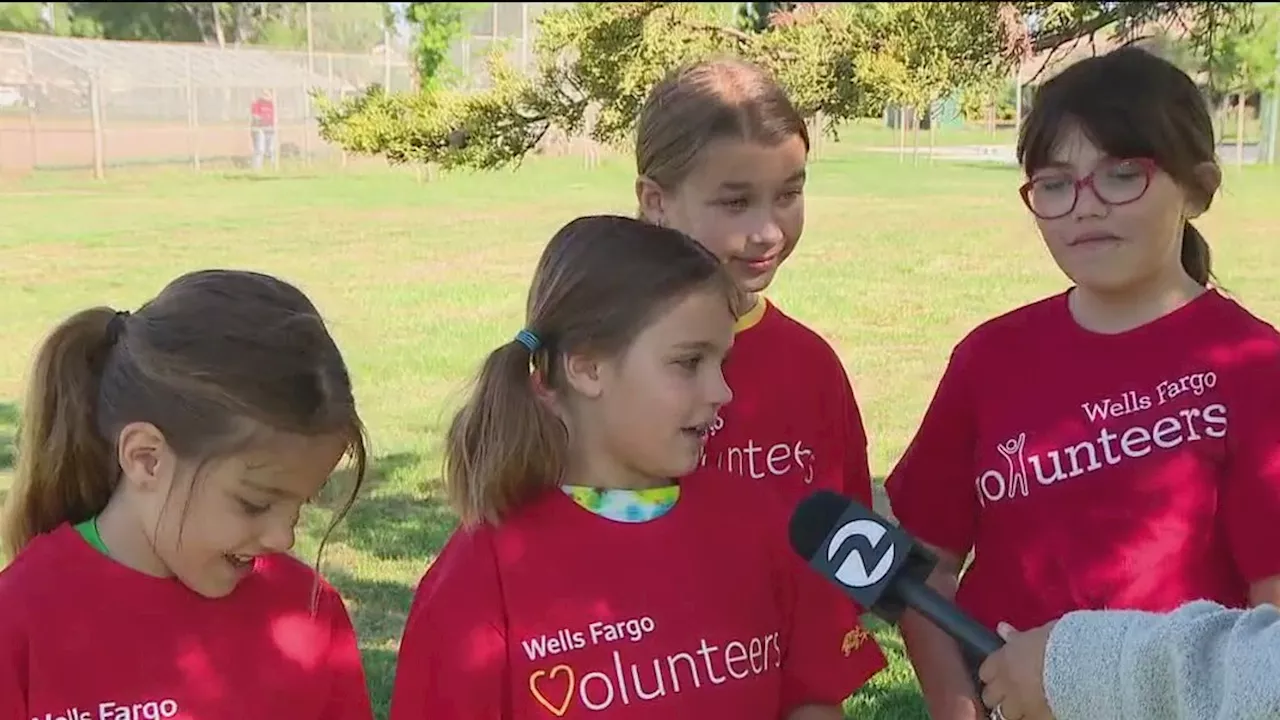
[847,682,928,720]
[0,401,18,473]
[323,565,414,713]
[360,646,400,719]
[305,451,460,562]
[298,451,462,719]
[871,475,893,521]
[847,616,928,720]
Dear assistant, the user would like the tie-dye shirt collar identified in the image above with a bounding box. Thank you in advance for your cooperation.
[561,484,680,523]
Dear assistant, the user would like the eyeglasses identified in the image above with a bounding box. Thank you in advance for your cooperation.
[1019,157,1157,220]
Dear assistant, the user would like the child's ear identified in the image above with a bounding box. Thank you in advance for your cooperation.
[561,350,606,400]
[116,422,174,494]
[635,176,667,227]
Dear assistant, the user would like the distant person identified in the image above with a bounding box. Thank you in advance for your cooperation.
[388,215,885,720]
[633,58,877,520]
[0,270,375,720]
[978,601,1280,720]
[883,46,1280,720]
[251,90,277,170]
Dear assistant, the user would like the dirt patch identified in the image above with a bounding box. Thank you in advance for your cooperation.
[0,118,336,172]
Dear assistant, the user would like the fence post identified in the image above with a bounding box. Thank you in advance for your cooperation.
[272,87,281,172]
[305,3,315,165]
[186,52,200,171]
[23,37,37,171]
[383,27,392,89]
[89,72,105,180]
[329,54,347,168]
[1268,30,1279,166]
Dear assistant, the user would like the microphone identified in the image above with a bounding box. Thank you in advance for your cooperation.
[788,489,1004,661]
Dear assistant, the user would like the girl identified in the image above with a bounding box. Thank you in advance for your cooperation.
[0,269,375,720]
[884,47,1280,720]
[389,214,885,719]
[634,58,875,515]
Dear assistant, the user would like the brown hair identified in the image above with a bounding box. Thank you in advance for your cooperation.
[1018,46,1219,285]
[636,57,810,191]
[444,215,737,527]
[2,269,368,562]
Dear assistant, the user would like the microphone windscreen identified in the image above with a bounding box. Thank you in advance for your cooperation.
[788,490,853,559]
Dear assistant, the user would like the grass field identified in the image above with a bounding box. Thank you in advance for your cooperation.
[2,141,1279,719]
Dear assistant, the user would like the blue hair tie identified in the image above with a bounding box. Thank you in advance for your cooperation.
[514,329,541,352]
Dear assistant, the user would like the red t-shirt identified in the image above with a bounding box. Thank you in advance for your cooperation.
[885,289,1280,632]
[700,299,874,512]
[251,98,275,127]
[389,469,886,719]
[0,523,373,720]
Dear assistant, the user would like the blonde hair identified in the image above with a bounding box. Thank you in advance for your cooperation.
[444,215,737,527]
[636,57,809,191]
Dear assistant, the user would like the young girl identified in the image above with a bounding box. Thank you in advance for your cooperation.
[0,269,375,720]
[634,58,875,515]
[884,47,1280,720]
[389,214,885,719]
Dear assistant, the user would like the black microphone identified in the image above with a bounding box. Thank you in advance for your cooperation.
[788,489,1004,661]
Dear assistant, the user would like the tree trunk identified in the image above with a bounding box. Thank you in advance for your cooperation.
[928,100,937,165]
[1237,91,1246,168]
[233,3,251,47]
[211,2,227,49]
[911,106,920,166]
[901,103,911,162]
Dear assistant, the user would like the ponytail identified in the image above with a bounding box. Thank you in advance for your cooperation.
[444,340,568,527]
[1181,221,1213,286]
[2,307,121,559]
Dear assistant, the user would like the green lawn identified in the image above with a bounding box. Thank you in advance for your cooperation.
[2,145,1279,719]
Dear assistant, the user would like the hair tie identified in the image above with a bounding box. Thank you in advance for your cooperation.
[107,309,131,344]
[514,329,541,353]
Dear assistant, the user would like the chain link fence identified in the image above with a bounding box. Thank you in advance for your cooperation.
[0,31,415,175]
[0,3,605,177]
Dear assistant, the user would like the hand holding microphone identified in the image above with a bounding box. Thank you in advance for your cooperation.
[787,490,1005,664]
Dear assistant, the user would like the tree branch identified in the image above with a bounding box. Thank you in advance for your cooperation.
[1030,5,1142,52]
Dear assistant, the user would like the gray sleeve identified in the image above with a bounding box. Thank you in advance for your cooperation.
[1043,600,1280,720]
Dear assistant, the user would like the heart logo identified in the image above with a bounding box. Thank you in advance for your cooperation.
[529,664,575,717]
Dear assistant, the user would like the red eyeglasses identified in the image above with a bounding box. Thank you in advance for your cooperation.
[1019,157,1158,220]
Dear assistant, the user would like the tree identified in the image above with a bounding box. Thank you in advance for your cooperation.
[735,2,794,33]
[0,3,50,33]
[254,3,393,53]
[1124,4,1276,164]
[314,1,1257,172]
[403,2,470,90]
[1200,4,1279,164]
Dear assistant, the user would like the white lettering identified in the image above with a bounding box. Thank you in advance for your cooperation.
[530,631,783,714]
[96,699,180,720]
[1157,371,1217,405]
[1081,391,1154,422]
[579,671,616,711]
[701,438,815,484]
[31,699,179,720]
[521,628,588,660]
[588,616,656,646]
[976,402,1229,506]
